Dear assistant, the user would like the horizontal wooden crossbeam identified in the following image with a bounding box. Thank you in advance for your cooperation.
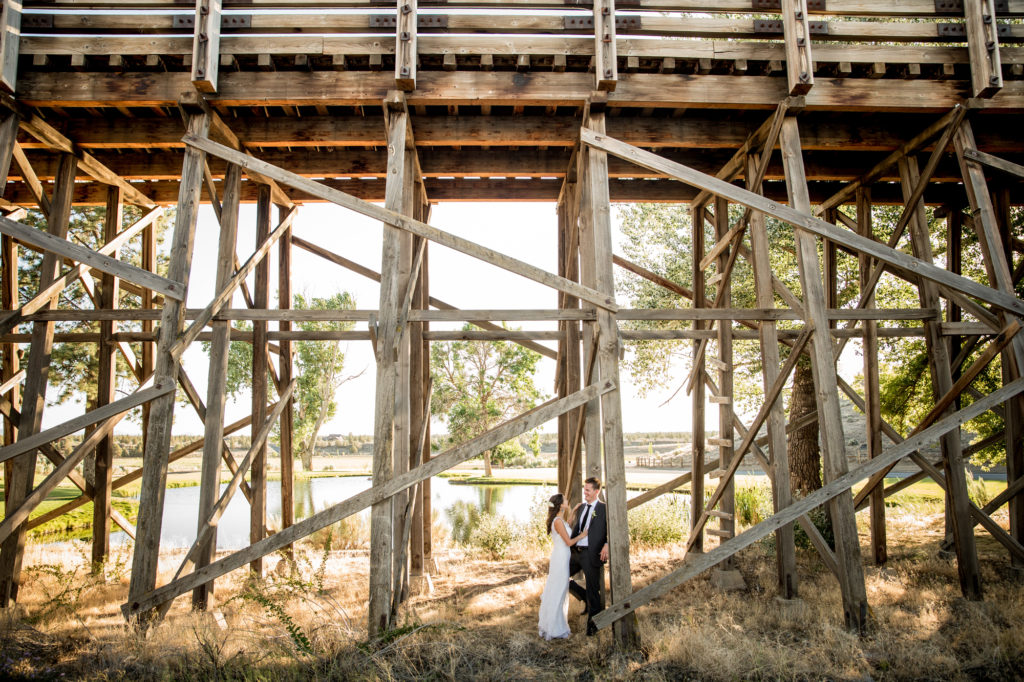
[581,128,1024,319]
[0,215,183,301]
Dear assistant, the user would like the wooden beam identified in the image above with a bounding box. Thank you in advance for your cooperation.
[0,0,19,93]
[0,214,183,301]
[780,117,868,631]
[965,0,1002,97]
[184,133,617,312]
[395,0,417,91]
[191,0,222,93]
[594,0,617,91]
[580,128,1024,320]
[127,109,208,624]
[782,0,814,95]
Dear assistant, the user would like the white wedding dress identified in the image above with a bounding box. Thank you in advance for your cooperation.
[538,517,572,640]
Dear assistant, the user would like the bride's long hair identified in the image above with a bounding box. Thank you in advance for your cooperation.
[545,493,565,534]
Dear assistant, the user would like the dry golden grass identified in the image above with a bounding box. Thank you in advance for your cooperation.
[1,506,1023,681]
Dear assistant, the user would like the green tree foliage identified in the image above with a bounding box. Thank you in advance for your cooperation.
[430,326,544,476]
[212,291,360,472]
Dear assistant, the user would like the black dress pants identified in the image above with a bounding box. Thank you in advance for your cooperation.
[568,546,604,619]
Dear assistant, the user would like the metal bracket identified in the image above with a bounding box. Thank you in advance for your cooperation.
[370,15,448,29]
[937,22,1009,38]
[935,0,1007,13]
[173,14,250,29]
[563,16,642,30]
[754,19,828,35]
[753,0,825,10]
[21,14,54,30]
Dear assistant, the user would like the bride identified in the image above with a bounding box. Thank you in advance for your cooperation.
[538,492,588,640]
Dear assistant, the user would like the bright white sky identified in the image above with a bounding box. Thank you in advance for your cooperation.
[44,201,702,437]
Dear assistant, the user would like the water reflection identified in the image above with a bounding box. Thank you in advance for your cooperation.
[110,476,554,550]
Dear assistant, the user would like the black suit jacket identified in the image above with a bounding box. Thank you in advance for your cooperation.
[576,500,608,563]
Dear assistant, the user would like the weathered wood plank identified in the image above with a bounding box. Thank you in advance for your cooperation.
[191,0,222,93]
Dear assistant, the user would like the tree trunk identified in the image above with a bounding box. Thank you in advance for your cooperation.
[483,450,493,477]
[789,358,822,498]
[300,400,331,472]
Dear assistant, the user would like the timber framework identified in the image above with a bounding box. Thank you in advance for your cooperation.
[0,0,1022,645]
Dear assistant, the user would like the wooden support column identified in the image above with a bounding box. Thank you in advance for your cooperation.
[994,189,1024,572]
[857,187,886,566]
[1,232,17,505]
[92,185,123,569]
[584,100,638,647]
[964,0,1002,98]
[128,109,209,620]
[0,0,21,93]
[141,220,156,457]
[250,183,271,577]
[193,162,241,609]
[955,122,1024,568]
[418,217,432,573]
[690,202,706,555]
[594,0,617,91]
[278,203,295,553]
[781,0,814,95]
[395,0,417,91]
[0,153,76,606]
[191,0,222,93]
[408,227,426,585]
[369,92,408,636]
[779,117,868,631]
[557,182,582,504]
[576,144,602,482]
[747,153,797,596]
[713,196,737,555]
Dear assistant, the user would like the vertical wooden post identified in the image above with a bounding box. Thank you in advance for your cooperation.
[781,0,814,95]
[193,162,241,609]
[1,111,20,511]
[993,185,1023,572]
[395,0,417,90]
[92,185,123,569]
[713,196,737,556]
[409,225,425,585]
[593,0,617,91]
[779,117,868,631]
[191,0,222,93]
[278,203,295,553]
[954,121,1024,569]
[368,92,408,636]
[0,0,22,93]
[128,110,209,618]
[0,153,77,606]
[964,0,1002,98]
[418,223,432,572]
[747,153,797,596]
[857,187,886,566]
[141,219,156,458]
[689,202,706,555]
[392,147,414,605]
[250,183,271,577]
[557,188,582,502]
[898,155,982,597]
[584,100,638,647]
[576,143,602,482]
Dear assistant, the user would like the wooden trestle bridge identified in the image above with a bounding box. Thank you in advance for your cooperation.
[0,0,1021,646]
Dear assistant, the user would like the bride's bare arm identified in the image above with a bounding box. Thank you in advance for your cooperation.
[554,519,587,546]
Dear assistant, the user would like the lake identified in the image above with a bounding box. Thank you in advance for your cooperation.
[111,476,560,550]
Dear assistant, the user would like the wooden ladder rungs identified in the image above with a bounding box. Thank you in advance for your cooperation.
[709,395,731,404]
[708,510,734,521]
[706,528,733,539]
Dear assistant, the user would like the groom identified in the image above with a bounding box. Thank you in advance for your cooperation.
[569,477,608,636]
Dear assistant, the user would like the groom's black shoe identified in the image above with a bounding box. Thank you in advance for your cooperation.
[586,620,598,636]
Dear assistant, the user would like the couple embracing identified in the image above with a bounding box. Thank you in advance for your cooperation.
[538,477,608,639]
